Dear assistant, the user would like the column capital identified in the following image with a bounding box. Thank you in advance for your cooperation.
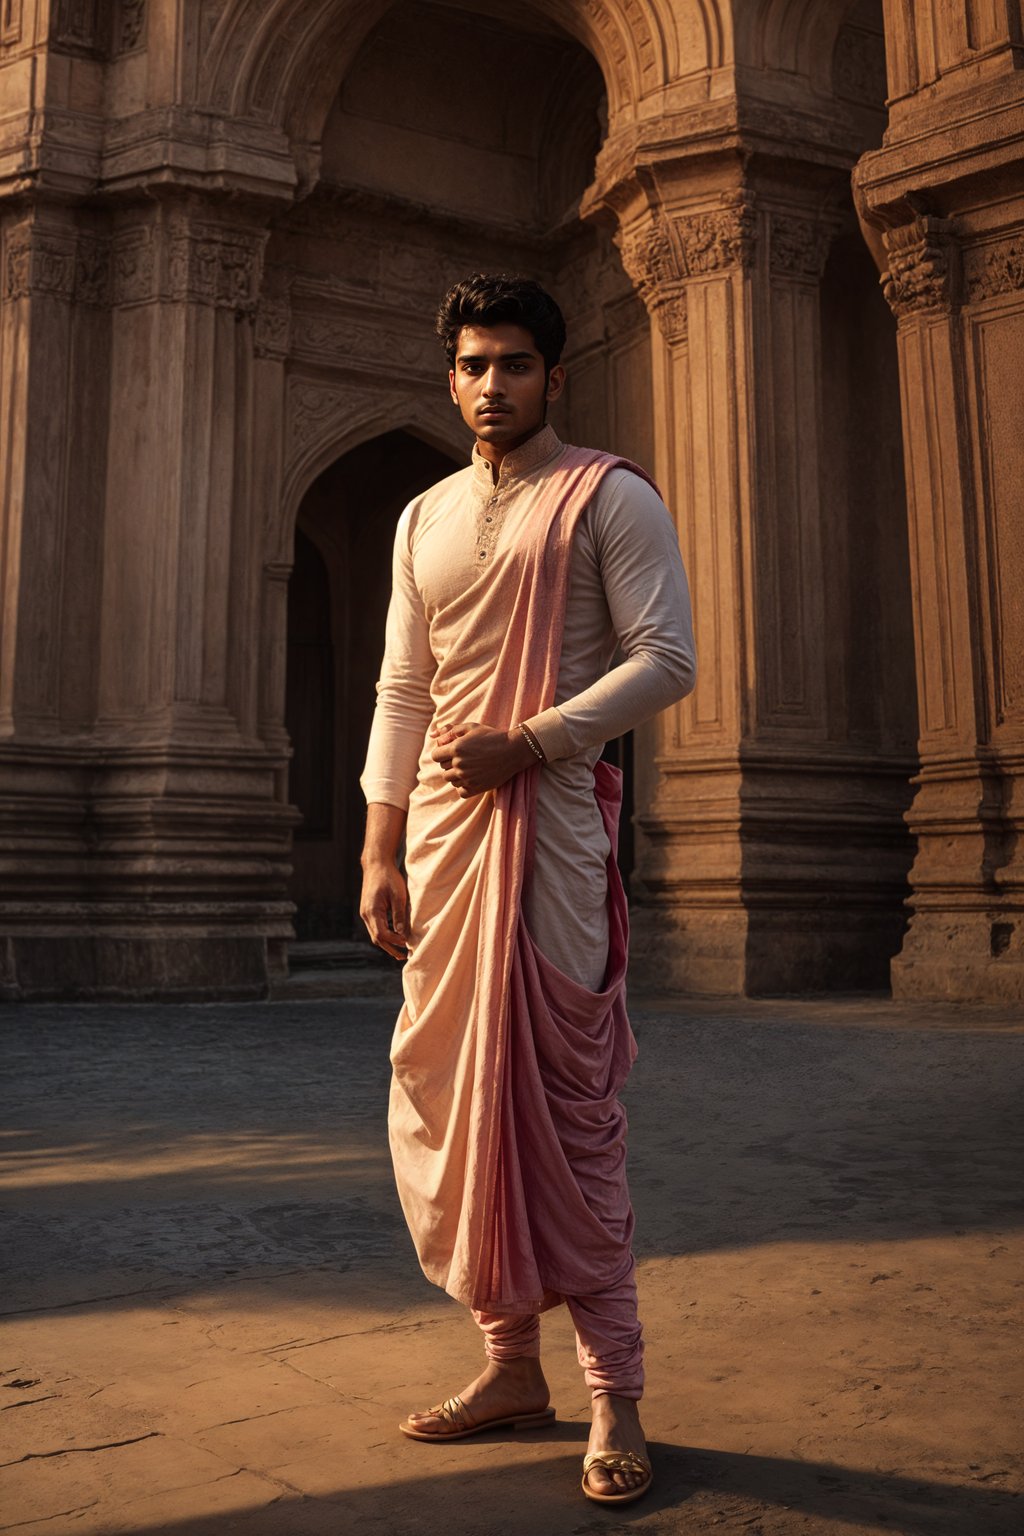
[614,196,757,340]
[881,215,959,320]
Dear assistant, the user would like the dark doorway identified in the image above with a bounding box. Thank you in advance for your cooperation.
[285,429,462,940]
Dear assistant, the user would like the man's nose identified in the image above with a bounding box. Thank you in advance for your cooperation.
[482,368,504,396]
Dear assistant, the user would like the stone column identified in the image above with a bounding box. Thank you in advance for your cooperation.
[855,2,1024,1001]
[590,164,916,994]
[0,193,297,999]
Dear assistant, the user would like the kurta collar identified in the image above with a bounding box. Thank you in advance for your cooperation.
[471,424,563,493]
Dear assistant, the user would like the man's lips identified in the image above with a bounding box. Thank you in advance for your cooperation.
[477,407,510,419]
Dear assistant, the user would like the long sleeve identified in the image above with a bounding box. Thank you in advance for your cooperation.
[523,468,696,761]
[360,505,437,811]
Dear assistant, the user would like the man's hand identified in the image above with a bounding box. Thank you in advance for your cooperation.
[360,803,410,961]
[430,722,537,799]
[359,860,410,960]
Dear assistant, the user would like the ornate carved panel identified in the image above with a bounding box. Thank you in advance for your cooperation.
[167,217,266,311]
[768,213,836,281]
[616,200,756,340]
[111,226,156,306]
[116,0,147,55]
[254,295,291,360]
[52,0,105,55]
[4,228,75,301]
[290,309,437,377]
[882,217,957,319]
[963,235,1024,304]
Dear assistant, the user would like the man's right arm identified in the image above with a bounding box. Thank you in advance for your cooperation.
[358,503,435,960]
[360,802,410,961]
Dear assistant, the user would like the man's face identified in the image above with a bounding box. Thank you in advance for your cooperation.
[449,323,565,454]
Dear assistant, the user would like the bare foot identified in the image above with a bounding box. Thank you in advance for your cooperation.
[584,1392,650,1498]
[403,1356,549,1435]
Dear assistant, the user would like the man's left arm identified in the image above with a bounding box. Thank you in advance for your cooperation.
[522,468,696,761]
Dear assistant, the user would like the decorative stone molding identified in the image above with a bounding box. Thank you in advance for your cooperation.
[287,380,357,451]
[75,234,111,305]
[167,216,266,312]
[3,227,76,301]
[616,199,755,340]
[116,0,146,55]
[291,310,438,375]
[52,0,105,55]
[111,225,156,307]
[678,202,757,276]
[881,217,957,319]
[963,235,1024,303]
[769,212,836,280]
[2,0,23,45]
[254,294,291,360]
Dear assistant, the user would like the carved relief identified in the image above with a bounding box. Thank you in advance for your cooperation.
[53,0,104,54]
[167,217,266,311]
[963,236,1024,303]
[291,311,437,374]
[616,201,755,340]
[111,226,156,306]
[769,214,835,280]
[254,295,291,359]
[287,380,359,450]
[882,218,956,319]
[116,0,146,54]
[3,230,32,299]
[75,235,111,305]
[677,203,757,276]
[3,228,76,301]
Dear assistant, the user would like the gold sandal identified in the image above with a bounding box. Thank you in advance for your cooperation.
[581,1448,654,1505]
[399,1393,556,1442]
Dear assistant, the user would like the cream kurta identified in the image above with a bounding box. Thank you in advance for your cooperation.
[361,425,696,986]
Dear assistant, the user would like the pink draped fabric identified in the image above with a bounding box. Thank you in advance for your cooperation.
[389,448,656,1313]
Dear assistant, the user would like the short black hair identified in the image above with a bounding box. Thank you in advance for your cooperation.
[436,273,566,372]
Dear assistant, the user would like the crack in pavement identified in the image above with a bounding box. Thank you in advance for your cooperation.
[0,1431,160,1467]
[197,1403,327,1431]
[0,1500,99,1530]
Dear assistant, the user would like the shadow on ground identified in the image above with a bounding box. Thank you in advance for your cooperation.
[1,997,1022,1318]
[73,1441,1023,1536]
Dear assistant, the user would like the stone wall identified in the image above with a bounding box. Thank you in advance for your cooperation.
[0,0,1020,1001]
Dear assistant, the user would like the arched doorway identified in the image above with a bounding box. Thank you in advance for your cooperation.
[285,429,461,940]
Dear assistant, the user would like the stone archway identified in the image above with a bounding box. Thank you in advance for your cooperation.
[285,430,461,941]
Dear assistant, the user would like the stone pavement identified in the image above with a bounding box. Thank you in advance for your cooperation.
[1,993,1022,1536]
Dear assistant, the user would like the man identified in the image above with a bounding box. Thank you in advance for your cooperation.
[359,273,695,1505]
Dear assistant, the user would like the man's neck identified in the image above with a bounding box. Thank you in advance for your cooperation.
[475,423,546,483]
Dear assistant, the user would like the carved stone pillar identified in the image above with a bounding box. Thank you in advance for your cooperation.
[595,170,916,994]
[0,193,297,999]
[855,11,1024,1000]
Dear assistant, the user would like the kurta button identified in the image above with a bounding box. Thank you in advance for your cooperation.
[485,515,493,523]
[479,550,486,559]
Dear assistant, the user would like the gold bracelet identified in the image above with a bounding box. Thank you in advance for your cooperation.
[518,722,546,763]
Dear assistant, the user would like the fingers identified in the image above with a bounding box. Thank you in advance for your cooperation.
[364,910,408,961]
[359,874,411,962]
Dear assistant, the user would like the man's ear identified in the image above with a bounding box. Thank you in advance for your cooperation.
[546,364,566,403]
[449,367,458,405]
